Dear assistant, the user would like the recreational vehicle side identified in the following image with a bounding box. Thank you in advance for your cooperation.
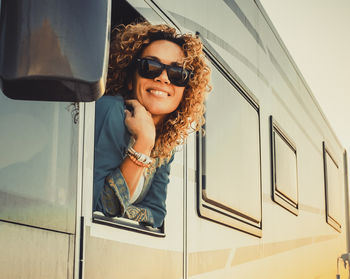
[0,0,349,278]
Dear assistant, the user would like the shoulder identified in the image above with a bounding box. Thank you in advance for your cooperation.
[94,95,128,141]
[96,95,125,116]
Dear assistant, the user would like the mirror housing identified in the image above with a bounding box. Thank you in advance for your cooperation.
[0,0,111,102]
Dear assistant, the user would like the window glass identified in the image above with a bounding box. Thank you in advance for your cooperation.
[324,144,342,231]
[275,135,298,202]
[0,92,78,233]
[271,118,298,214]
[198,61,262,236]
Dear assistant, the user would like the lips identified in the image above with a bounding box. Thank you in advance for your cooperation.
[147,88,170,98]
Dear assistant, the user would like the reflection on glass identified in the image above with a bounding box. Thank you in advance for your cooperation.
[326,152,341,224]
[274,131,298,204]
[203,66,261,223]
[0,92,78,233]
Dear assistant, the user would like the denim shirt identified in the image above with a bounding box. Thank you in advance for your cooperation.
[93,95,174,228]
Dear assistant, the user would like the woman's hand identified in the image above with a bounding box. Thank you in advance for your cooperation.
[124,99,155,154]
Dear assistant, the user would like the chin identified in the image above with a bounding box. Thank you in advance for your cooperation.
[145,103,173,116]
[148,108,168,117]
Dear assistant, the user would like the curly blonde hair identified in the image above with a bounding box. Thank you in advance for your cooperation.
[106,22,211,163]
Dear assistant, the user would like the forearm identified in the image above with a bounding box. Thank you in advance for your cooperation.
[119,139,153,198]
[102,149,173,227]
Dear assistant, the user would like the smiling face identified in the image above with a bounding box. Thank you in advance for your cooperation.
[128,40,186,125]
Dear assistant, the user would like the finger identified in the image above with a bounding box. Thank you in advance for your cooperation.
[124,109,132,118]
[125,99,141,108]
[124,111,133,130]
[125,99,147,114]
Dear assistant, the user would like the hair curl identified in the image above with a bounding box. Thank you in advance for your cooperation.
[106,22,211,163]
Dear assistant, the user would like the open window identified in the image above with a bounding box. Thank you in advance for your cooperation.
[270,116,299,215]
[91,0,182,237]
[323,142,342,232]
[197,40,262,237]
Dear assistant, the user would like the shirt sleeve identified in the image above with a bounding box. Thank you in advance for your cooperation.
[102,155,174,228]
[93,96,129,212]
[132,155,175,228]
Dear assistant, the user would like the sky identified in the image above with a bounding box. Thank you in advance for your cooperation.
[260,0,350,166]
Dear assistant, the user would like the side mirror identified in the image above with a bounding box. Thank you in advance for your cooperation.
[0,0,111,102]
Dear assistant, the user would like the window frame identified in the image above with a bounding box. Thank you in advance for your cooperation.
[323,141,342,232]
[92,212,165,237]
[196,34,262,238]
[270,116,299,215]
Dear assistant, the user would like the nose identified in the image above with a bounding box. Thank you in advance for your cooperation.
[154,69,170,85]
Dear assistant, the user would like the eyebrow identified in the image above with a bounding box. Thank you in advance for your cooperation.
[143,56,183,66]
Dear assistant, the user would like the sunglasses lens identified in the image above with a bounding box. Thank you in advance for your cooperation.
[138,59,162,79]
[167,67,190,87]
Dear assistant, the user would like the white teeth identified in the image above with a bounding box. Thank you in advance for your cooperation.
[149,89,168,97]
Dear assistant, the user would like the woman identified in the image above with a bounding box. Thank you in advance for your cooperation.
[93,22,211,228]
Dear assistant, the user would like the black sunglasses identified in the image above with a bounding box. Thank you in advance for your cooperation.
[136,58,193,87]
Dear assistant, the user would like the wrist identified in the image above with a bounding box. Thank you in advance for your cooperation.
[133,138,154,155]
[127,146,153,167]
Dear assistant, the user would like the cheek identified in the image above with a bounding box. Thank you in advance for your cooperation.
[174,89,185,106]
[132,79,144,100]
[129,73,144,94]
